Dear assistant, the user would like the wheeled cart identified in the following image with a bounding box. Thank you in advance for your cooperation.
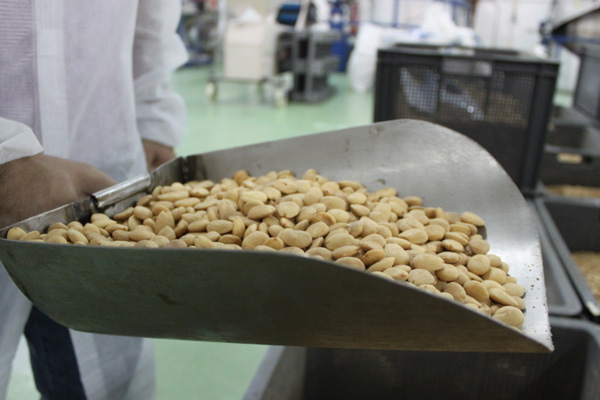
[206,20,294,107]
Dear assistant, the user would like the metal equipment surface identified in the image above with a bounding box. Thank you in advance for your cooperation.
[0,120,552,352]
[243,317,599,400]
[541,123,600,187]
[550,3,600,54]
[537,195,600,320]
[527,200,582,317]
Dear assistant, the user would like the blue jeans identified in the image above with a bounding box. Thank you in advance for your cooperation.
[24,307,87,400]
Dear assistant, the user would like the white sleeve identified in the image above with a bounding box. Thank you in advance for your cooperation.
[0,117,43,165]
[133,0,189,148]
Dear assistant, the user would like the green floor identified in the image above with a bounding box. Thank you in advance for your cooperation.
[175,68,374,157]
[6,67,374,400]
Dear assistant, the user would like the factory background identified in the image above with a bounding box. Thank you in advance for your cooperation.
[6,0,600,398]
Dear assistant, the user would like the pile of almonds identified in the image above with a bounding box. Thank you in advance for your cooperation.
[7,169,527,328]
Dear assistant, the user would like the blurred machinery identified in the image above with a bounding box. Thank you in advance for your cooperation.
[543,0,600,123]
[206,0,340,106]
[207,8,294,106]
[178,0,226,66]
[548,0,600,55]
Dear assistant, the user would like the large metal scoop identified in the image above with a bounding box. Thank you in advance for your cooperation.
[0,120,552,352]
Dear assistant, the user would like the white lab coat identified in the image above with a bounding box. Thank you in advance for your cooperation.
[0,1,187,399]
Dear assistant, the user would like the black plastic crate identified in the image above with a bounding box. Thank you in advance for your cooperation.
[527,200,582,317]
[373,44,559,193]
[573,45,600,123]
[537,195,600,320]
[244,318,600,400]
[540,124,600,187]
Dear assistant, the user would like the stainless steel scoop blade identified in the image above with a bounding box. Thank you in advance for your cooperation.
[0,120,552,352]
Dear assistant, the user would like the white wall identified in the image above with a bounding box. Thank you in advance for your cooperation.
[555,46,581,93]
[226,0,282,17]
[474,0,552,51]
[474,0,579,92]
[371,0,470,27]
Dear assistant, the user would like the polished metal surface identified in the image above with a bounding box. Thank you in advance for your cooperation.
[551,3,600,53]
[93,173,151,209]
[551,3,600,36]
[244,318,599,400]
[0,119,552,352]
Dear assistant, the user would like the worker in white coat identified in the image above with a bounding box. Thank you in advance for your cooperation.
[0,1,187,399]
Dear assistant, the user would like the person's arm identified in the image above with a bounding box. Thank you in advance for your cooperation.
[133,0,188,171]
[0,117,116,228]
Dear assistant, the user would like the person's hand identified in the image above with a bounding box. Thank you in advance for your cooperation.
[0,154,117,228]
[142,139,176,172]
